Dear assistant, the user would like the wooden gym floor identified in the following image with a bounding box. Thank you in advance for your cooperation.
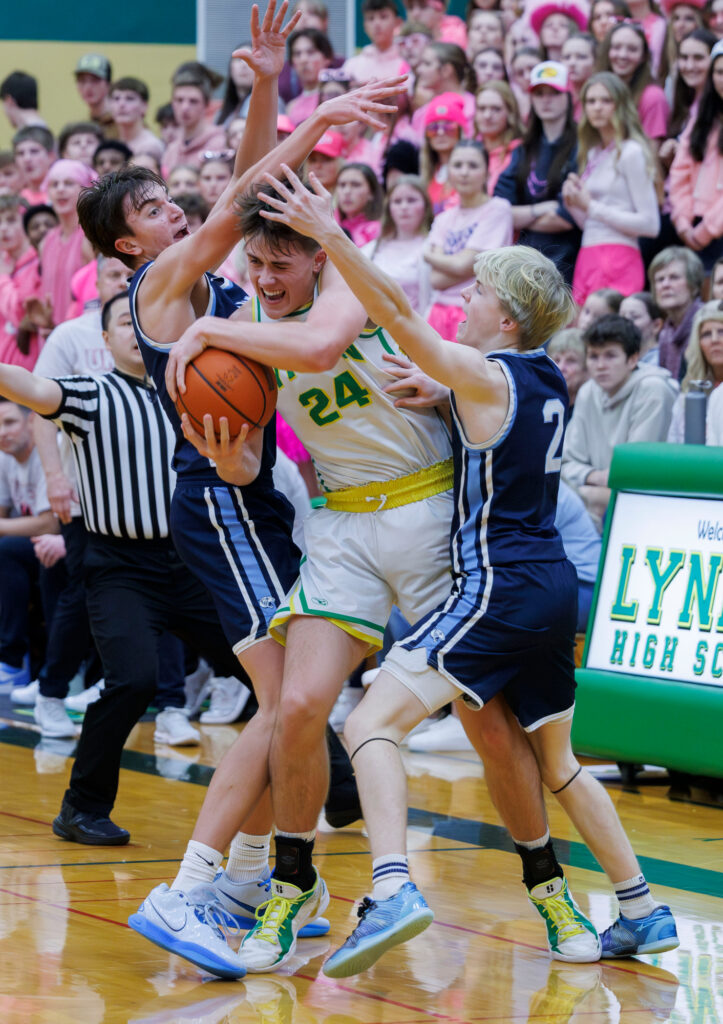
[0,710,720,1024]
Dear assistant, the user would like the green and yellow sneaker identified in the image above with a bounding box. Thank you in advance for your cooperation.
[241,869,330,973]
[528,876,601,962]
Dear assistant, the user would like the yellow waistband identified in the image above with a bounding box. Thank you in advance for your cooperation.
[322,458,454,513]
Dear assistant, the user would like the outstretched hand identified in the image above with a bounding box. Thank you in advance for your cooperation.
[258,164,337,242]
[319,75,408,132]
[232,0,301,80]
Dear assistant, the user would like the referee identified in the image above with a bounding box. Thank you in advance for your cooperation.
[0,290,243,844]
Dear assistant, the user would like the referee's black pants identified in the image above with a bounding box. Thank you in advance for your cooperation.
[65,533,242,817]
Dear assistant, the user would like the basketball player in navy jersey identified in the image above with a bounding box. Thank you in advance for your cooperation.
[257,167,679,976]
[75,0,406,977]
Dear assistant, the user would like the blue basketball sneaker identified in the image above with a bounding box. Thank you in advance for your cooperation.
[323,882,434,979]
[128,883,246,979]
[211,869,330,937]
[600,906,679,958]
[0,656,30,695]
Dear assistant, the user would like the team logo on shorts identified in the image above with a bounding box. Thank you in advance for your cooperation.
[431,629,445,642]
[260,596,276,609]
[311,596,329,606]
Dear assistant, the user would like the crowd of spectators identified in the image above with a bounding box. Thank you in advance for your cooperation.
[1,0,723,750]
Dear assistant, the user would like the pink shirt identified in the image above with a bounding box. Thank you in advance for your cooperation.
[669,122,723,247]
[640,12,666,77]
[485,139,522,197]
[428,197,514,304]
[337,212,381,247]
[20,187,48,206]
[65,260,100,321]
[161,123,228,177]
[343,46,407,84]
[287,91,320,126]
[0,248,42,369]
[342,137,383,177]
[41,225,90,326]
[638,84,669,140]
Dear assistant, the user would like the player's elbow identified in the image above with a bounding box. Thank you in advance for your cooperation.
[305,339,348,373]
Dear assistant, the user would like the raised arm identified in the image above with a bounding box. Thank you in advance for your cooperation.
[254,167,499,404]
[0,364,62,418]
[151,76,407,301]
[226,1,301,180]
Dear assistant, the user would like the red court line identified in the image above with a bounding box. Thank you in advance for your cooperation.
[0,882,677,1019]
[0,810,53,827]
[0,877,679,992]
[326,894,678,985]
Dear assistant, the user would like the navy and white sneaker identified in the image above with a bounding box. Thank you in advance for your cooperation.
[323,881,433,978]
[600,906,679,958]
[211,869,330,937]
[128,883,246,979]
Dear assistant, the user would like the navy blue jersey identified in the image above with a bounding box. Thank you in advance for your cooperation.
[449,348,568,574]
[129,261,277,489]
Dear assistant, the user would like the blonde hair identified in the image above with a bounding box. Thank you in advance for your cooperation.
[577,72,657,181]
[474,246,575,349]
[474,80,522,148]
[547,326,586,361]
[681,301,723,391]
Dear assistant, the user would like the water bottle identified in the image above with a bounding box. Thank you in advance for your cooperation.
[684,380,713,444]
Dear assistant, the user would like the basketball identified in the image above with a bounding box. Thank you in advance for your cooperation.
[175,347,277,438]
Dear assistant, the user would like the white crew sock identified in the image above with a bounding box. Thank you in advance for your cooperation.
[372,854,410,901]
[172,840,223,892]
[225,831,272,883]
[614,873,658,919]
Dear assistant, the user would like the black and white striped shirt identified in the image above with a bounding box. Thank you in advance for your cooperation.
[44,371,175,540]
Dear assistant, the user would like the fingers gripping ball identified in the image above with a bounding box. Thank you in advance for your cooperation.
[175,348,277,438]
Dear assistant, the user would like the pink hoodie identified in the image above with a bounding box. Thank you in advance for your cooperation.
[669,122,723,248]
[0,247,42,368]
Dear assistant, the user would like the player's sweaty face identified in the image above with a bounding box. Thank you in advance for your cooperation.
[245,236,323,319]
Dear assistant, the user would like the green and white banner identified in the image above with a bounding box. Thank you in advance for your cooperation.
[587,491,723,688]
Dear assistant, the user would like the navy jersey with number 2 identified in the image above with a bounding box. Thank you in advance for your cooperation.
[399,348,579,730]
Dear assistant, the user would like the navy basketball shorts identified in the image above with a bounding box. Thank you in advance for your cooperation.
[170,482,300,657]
[384,558,578,731]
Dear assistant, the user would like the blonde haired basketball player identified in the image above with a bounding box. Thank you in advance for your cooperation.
[160,177,618,977]
[254,166,679,977]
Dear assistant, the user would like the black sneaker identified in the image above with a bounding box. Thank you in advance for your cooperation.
[52,799,130,846]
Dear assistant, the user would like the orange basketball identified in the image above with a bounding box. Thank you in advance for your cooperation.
[175,347,277,438]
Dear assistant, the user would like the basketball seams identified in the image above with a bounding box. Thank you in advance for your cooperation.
[190,359,265,428]
[177,350,277,437]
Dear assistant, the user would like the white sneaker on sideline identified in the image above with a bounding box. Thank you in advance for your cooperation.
[200,678,251,725]
[407,715,473,752]
[64,680,105,713]
[184,659,213,717]
[10,679,39,705]
[154,708,201,746]
[34,695,81,739]
[329,685,363,732]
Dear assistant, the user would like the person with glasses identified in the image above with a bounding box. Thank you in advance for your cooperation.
[420,92,467,211]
